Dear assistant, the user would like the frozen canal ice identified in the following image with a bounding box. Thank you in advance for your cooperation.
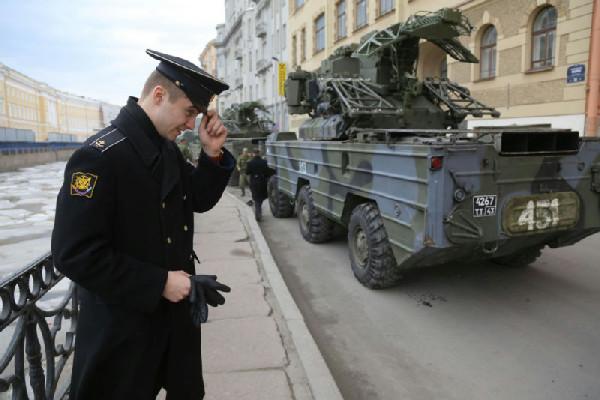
[0,161,65,281]
[0,162,72,381]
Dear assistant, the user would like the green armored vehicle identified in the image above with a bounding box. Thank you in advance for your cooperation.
[266,8,600,288]
[222,101,274,185]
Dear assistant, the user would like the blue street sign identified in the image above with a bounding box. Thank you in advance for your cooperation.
[567,64,585,84]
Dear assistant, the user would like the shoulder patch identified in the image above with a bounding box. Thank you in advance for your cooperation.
[89,128,126,153]
[70,172,98,198]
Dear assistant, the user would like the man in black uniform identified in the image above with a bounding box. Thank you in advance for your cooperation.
[245,149,273,221]
[51,50,234,399]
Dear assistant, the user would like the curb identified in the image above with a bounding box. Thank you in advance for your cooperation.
[226,192,343,400]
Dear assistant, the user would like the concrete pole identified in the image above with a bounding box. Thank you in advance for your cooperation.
[585,0,600,137]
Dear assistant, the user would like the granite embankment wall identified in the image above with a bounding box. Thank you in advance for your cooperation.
[0,149,76,172]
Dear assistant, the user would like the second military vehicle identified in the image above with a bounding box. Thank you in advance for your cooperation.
[266,8,600,289]
[222,101,274,185]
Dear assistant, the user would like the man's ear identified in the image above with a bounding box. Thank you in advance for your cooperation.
[152,85,166,105]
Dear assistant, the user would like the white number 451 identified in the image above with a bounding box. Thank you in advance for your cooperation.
[517,199,560,231]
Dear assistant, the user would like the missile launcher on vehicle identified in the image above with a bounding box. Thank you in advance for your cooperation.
[266,8,600,288]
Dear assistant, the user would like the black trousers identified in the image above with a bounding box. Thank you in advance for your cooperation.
[253,197,264,220]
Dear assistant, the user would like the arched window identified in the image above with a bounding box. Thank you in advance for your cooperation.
[532,7,557,69]
[480,25,497,79]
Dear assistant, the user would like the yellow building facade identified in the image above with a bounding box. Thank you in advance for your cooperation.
[287,0,599,136]
[0,63,115,142]
[199,40,219,111]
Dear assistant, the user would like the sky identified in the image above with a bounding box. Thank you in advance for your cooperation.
[0,0,225,106]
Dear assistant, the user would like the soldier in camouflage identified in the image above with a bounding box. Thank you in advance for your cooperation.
[236,147,250,196]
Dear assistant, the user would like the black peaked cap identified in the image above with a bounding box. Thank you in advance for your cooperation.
[146,49,229,110]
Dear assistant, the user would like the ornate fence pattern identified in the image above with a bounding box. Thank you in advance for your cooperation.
[0,252,78,399]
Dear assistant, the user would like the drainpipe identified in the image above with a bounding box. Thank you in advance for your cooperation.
[585,0,600,137]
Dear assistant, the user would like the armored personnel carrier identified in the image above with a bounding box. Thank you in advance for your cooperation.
[221,101,274,185]
[266,8,600,289]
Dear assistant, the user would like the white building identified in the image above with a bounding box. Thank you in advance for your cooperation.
[215,0,289,131]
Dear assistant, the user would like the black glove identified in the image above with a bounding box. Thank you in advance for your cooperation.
[189,275,231,326]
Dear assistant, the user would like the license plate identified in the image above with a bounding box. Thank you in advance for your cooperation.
[502,192,580,235]
[473,195,497,217]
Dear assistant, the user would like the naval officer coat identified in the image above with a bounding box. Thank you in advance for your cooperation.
[51,97,234,399]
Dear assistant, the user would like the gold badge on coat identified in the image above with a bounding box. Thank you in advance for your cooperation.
[70,172,98,198]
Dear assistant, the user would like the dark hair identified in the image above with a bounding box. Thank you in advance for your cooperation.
[140,70,183,102]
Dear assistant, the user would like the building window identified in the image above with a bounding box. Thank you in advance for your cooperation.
[301,27,306,62]
[531,6,557,69]
[480,25,497,79]
[379,0,394,16]
[315,13,325,53]
[440,58,447,79]
[295,0,304,11]
[356,0,367,29]
[0,96,4,114]
[337,1,347,40]
[292,34,297,66]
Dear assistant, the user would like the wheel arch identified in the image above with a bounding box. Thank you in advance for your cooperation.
[296,177,310,198]
[341,193,377,227]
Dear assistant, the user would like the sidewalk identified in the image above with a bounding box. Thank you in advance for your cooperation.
[187,192,343,400]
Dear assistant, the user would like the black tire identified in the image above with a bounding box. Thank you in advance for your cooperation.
[348,203,400,289]
[492,246,543,268]
[268,175,294,218]
[296,185,334,243]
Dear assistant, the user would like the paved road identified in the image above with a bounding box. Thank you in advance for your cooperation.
[259,206,600,400]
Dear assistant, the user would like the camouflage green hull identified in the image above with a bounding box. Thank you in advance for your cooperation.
[267,137,600,271]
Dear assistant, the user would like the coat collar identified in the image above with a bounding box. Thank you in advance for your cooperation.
[112,97,180,200]
[111,97,162,169]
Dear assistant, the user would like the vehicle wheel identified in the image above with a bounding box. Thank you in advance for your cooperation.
[268,175,294,218]
[296,185,334,243]
[348,203,400,289]
[492,246,543,268]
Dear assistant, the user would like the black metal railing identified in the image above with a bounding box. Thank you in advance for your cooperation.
[0,252,78,399]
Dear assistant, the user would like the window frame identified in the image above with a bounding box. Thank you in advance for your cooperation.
[291,34,297,67]
[355,0,368,30]
[336,0,347,41]
[314,13,326,54]
[479,25,497,80]
[378,0,394,17]
[531,6,557,70]
[300,27,307,62]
